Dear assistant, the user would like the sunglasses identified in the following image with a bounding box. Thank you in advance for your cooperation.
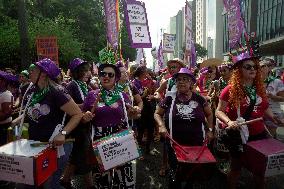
[242,64,258,71]
[99,71,115,78]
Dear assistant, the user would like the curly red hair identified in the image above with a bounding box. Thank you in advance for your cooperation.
[228,58,267,108]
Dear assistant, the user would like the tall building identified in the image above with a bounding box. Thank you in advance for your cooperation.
[207,37,214,58]
[196,0,207,48]
[223,0,284,65]
[215,0,224,59]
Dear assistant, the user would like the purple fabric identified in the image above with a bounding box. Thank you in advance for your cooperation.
[173,68,196,83]
[232,51,252,65]
[26,86,71,142]
[103,0,119,49]
[225,0,244,49]
[35,58,60,80]
[132,79,144,96]
[83,90,130,128]
[159,93,207,145]
[69,58,86,72]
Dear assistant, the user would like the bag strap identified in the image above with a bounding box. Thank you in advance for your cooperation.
[127,85,134,128]
[120,92,130,129]
[19,82,33,116]
[168,92,177,138]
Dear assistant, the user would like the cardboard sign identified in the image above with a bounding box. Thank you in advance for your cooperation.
[0,139,57,185]
[243,138,284,177]
[93,130,140,171]
[163,33,176,53]
[124,0,151,48]
[185,28,192,52]
[36,36,59,65]
[265,152,284,177]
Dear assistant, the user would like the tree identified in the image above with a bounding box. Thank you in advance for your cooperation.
[195,43,208,58]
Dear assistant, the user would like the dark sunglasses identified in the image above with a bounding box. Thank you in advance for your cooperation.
[99,71,115,78]
[242,64,258,71]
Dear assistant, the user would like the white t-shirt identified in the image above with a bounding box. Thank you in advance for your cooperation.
[0,90,13,124]
[266,79,284,116]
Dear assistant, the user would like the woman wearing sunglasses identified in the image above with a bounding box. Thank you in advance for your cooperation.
[216,52,279,189]
[82,63,136,188]
[154,68,214,187]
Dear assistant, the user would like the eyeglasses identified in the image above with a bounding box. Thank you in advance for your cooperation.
[242,64,258,71]
[99,71,115,78]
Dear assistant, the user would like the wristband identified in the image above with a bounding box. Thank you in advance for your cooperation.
[208,128,213,132]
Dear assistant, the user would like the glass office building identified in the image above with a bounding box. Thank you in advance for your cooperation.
[223,0,284,65]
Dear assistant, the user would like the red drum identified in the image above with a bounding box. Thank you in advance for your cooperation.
[172,144,217,181]
[243,138,284,177]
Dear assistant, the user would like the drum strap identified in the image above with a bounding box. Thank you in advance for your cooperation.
[168,92,177,138]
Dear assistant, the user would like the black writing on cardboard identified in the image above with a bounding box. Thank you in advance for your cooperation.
[267,154,284,171]
[0,155,23,175]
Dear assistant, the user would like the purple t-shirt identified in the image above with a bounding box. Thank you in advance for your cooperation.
[83,90,130,136]
[159,92,208,146]
[66,80,84,104]
[132,79,144,96]
[26,85,71,142]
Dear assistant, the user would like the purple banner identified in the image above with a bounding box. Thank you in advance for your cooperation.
[224,0,244,49]
[123,0,152,48]
[191,40,196,68]
[104,0,119,49]
[157,40,164,70]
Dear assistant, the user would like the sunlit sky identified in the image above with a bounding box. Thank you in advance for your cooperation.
[140,0,188,67]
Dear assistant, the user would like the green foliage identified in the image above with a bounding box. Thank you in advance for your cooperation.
[0,0,137,70]
[195,43,208,58]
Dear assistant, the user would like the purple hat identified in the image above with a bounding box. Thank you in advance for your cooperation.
[0,71,19,85]
[173,68,196,83]
[69,58,88,72]
[35,58,60,80]
[232,52,258,68]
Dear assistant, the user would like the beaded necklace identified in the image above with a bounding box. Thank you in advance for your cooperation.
[244,85,257,102]
[29,87,50,107]
[75,80,88,96]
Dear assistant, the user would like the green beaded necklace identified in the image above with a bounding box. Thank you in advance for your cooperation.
[100,85,122,106]
[75,80,88,96]
[244,85,257,102]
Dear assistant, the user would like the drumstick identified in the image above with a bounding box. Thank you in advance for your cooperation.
[30,139,75,147]
[226,117,263,130]
[166,133,189,154]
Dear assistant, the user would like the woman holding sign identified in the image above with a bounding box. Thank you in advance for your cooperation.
[215,52,281,189]
[83,63,138,188]
[12,58,83,189]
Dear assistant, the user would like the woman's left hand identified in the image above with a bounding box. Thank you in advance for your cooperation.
[52,134,66,147]
[82,111,94,123]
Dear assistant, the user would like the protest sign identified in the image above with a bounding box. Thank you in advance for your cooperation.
[265,152,284,177]
[93,130,140,171]
[163,33,176,53]
[124,0,152,48]
[36,36,59,65]
[0,139,57,186]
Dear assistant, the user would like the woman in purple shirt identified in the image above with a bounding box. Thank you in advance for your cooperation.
[83,63,137,188]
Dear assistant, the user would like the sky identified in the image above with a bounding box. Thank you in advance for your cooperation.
[140,0,188,67]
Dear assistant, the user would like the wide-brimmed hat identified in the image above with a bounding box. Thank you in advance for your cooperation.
[232,52,258,68]
[167,58,186,68]
[35,58,60,80]
[69,58,88,72]
[98,63,121,80]
[173,68,196,83]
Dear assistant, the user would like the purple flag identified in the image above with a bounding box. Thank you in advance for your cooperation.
[191,40,196,68]
[103,0,119,49]
[224,0,244,49]
[157,40,164,70]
